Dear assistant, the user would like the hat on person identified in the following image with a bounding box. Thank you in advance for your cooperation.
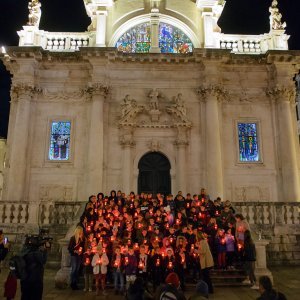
[165,272,180,288]
[196,280,209,298]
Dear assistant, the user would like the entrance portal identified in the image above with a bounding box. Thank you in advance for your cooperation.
[138,152,171,196]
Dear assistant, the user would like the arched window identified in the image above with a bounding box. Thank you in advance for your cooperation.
[115,22,193,53]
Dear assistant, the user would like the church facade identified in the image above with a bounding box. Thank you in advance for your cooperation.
[0,0,299,209]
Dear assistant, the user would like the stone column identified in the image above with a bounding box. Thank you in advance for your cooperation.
[120,128,135,194]
[198,86,225,199]
[149,7,161,53]
[85,84,108,196]
[6,84,36,202]
[268,88,300,202]
[96,12,107,47]
[175,130,189,195]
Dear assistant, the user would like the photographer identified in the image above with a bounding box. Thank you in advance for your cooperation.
[20,232,50,300]
[0,229,9,270]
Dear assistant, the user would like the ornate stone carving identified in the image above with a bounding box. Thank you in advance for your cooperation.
[148,139,161,152]
[43,89,86,101]
[85,83,110,98]
[27,0,41,27]
[10,83,42,101]
[197,85,229,102]
[119,95,145,126]
[269,0,286,31]
[119,91,192,129]
[266,86,296,103]
[166,93,191,126]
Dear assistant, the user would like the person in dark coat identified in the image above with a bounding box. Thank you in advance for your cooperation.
[4,271,17,300]
[20,237,49,300]
[257,276,287,300]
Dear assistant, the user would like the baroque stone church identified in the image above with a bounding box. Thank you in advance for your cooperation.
[0,1,300,266]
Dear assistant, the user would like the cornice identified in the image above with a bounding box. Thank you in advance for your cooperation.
[266,86,296,103]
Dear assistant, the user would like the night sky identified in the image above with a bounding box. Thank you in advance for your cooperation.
[0,0,299,137]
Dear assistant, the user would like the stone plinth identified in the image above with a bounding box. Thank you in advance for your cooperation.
[255,239,273,283]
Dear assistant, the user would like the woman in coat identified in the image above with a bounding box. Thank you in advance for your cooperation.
[196,232,214,294]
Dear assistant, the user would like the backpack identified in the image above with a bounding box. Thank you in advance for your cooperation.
[9,255,27,280]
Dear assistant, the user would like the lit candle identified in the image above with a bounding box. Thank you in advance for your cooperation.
[155,236,159,242]
[128,239,131,245]
[221,238,226,245]
[149,226,153,231]
[139,261,144,269]
[214,224,218,230]
[191,244,194,251]
[176,219,180,225]
[85,257,90,265]
[238,243,242,251]
[198,213,202,218]
[168,261,173,269]
[125,257,129,265]
[186,203,190,208]
[162,252,165,258]
[181,257,185,264]
[143,239,147,244]
[78,247,82,254]
[169,237,173,243]
[111,236,115,241]
[156,259,160,266]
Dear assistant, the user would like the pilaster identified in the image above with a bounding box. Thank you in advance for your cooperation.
[267,87,300,202]
[85,83,109,196]
[198,85,227,199]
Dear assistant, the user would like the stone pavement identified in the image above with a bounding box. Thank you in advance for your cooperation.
[0,266,299,300]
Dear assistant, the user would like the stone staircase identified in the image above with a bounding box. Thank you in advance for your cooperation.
[210,268,250,287]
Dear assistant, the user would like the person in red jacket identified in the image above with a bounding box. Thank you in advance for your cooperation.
[4,271,17,300]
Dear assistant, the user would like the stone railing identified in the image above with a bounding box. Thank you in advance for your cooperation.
[218,34,270,54]
[233,202,300,226]
[0,200,85,225]
[17,27,288,54]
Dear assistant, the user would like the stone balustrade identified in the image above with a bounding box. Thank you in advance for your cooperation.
[17,27,286,54]
[233,202,300,226]
[0,200,85,225]
[218,34,271,54]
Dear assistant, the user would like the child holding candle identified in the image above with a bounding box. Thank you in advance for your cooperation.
[225,228,236,269]
[215,229,227,269]
[111,246,125,295]
[124,247,138,290]
[164,248,176,278]
[83,248,93,292]
[92,245,109,296]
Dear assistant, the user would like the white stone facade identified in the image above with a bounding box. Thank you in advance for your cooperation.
[0,0,299,211]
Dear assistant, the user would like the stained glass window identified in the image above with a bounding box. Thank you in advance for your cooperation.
[49,121,71,161]
[159,23,193,54]
[238,123,260,162]
[116,23,151,53]
[115,22,193,53]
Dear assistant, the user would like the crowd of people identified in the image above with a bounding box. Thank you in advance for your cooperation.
[68,188,259,298]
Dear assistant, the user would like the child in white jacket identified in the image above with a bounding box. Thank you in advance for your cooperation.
[92,245,109,296]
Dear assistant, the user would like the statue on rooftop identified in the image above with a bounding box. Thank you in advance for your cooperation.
[269,0,286,31]
[27,0,42,27]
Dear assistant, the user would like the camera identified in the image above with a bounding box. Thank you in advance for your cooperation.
[25,228,53,250]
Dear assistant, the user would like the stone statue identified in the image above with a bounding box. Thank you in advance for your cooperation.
[148,89,159,110]
[295,74,300,91]
[269,0,286,30]
[121,95,137,117]
[27,0,42,27]
[173,93,186,116]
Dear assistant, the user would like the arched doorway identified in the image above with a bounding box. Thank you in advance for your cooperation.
[138,152,171,196]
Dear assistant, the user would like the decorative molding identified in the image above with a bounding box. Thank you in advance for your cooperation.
[234,185,270,202]
[84,83,110,98]
[39,184,73,202]
[43,88,87,102]
[197,84,229,103]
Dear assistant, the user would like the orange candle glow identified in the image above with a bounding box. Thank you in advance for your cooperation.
[156,259,160,266]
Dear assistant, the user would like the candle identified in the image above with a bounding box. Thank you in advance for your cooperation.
[238,243,242,251]
[139,262,144,269]
[186,203,190,208]
[128,239,131,245]
[85,257,90,264]
[168,261,173,269]
[198,213,202,218]
[78,247,82,254]
[143,239,147,244]
[98,259,101,264]
[214,224,218,230]
[191,244,194,251]
[155,236,159,242]
[181,257,185,264]
[111,236,115,241]
[169,238,173,243]
[87,225,91,232]
[125,257,129,265]
[138,223,142,229]
[162,252,165,258]
[221,238,226,245]
[156,259,160,266]
[176,219,180,225]
[216,211,219,216]
[166,224,169,229]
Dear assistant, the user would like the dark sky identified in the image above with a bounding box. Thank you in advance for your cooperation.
[0,0,299,137]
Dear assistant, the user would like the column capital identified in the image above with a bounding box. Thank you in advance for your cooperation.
[197,84,229,103]
[85,82,110,99]
[266,86,296,104]
[11,82,42,102]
